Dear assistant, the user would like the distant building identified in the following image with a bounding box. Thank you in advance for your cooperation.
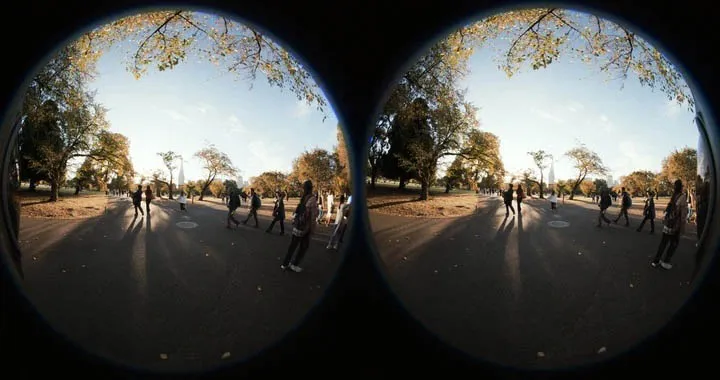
[607,175,614,187]
[547,159,555,188]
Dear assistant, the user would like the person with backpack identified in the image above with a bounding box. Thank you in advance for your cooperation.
[503,184,516,217]
[613,187,632,226]
[636,189,656,234]
[515,184,525,214]
[242,188,261,228]
[265,190,286,235]
[282,180,319,273]
[596,188,612,228]
[132,185,144,216]
[652,179,688,270]
[226,190,241,229]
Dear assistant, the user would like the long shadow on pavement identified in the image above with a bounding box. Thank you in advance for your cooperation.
[17,196,343,371]
[370,195,711,370]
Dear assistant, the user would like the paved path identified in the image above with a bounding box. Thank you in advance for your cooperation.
[18,196,343,371]
[370,193,704,369]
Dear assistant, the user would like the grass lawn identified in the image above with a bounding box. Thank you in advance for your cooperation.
[366,181,478,218]
[17,185,108,219]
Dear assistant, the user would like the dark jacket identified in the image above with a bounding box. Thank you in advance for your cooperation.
[132,189,143,204]
[273,199,286,219]
[599,193,612,210]
[643,197,656,219]
[228,193,240,209]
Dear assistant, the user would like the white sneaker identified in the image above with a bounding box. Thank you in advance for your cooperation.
[326,244,332,249]
[280,265,287,270]
[290,264,303,272]
[660,261,673,270]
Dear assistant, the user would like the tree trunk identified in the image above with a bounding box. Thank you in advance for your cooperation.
[370,165,378,189]
[50,179,59,201]
[539,173,545,199]
[169,178,174,200]
[29,179,37,191]
[419,179,429,200]
[445,183,451,193]
[74,185,80,195]
[398,176,406,190]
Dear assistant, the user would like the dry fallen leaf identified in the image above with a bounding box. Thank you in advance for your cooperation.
[221,352,231,359]
[537,352,545,358]
[160,353,168,360]
[597,346,607,354]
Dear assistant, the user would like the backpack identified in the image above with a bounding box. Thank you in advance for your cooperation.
[503,190,513,203]
[293,195,310,232]
[251,194,261,209]
[229,193,240,209]
[622,193,632,208]
[662,195,680,231]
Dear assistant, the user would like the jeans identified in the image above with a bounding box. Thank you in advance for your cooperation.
[283,233,311,267]
[267,215,285,233]
[654,232,680,263]
[637,215,655,232]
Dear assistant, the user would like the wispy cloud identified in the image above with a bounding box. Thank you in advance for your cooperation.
[225,114,247,134]
[195,102,214,114]
[617,140,656,174]
[293,100,311,118]
[566,101,585,113]
[530,106,565,124]
[162,109,192,124]
[247,140,289,174]
[597,114,615,133]
[663,99,681,118]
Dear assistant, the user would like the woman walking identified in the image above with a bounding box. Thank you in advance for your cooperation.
[651,179,688,270]
[282,180,319,273]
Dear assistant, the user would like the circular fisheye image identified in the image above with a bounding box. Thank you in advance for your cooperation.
[5,9,352,372]
[368,7,716,369]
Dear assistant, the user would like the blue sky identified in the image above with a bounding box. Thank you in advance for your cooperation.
[87,43,339,185]
[84,11,697,188]
[457,40,697,184]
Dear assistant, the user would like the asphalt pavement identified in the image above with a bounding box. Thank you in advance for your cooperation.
[17,196,343,371]
[370,193,704,369]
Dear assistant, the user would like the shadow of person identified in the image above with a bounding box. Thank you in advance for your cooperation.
[146,213,151,232]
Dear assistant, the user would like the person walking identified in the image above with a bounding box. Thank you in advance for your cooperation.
[636,189,656,234]
[327,198,351,250]
[515,184,525,214]
[503,184,516,216]
[226,190,241,229]
[242,188,261,228]
[548,190,558,212]
[266,191,286,235]
[597,188,612,227]
[144,185,154,214]
[282,180,318,273]
[651,179,688,270]
[613,187,632,226]
[178,191,188,211]
[132,185,144,216]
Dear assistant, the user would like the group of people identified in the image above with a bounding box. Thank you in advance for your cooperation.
[224,183,352,273]
[497,178,691,271]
